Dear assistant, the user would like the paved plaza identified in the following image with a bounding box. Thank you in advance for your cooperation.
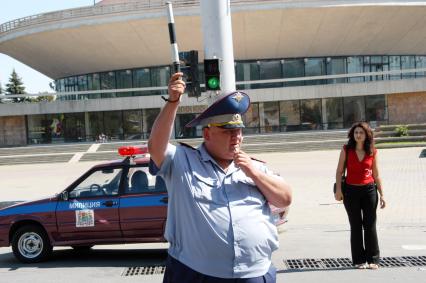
[0,146,425,282]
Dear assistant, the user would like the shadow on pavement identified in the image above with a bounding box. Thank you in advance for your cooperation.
[0,247,168,270]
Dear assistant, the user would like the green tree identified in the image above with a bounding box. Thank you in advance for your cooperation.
[5,69,26,102]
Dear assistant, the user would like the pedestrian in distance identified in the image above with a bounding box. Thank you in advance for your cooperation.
[335,122,386,270]
[148,72,292,283]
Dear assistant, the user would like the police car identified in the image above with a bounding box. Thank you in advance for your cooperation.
[0,146,168,263]
[0,145,288,263]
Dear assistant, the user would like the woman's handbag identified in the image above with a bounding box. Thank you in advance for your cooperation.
[333,146,347,194]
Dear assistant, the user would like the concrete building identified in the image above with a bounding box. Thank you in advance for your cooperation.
[1,0,426,146]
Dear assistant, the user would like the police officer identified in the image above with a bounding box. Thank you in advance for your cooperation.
[148,73,292,283]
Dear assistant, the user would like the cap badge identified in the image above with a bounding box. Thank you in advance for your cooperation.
[232,92,244,103]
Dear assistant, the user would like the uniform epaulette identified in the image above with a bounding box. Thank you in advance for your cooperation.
[250,156,266,163]
[178,142,196,150]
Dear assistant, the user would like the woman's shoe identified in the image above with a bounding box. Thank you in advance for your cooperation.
[368,263,379,270]
[354,263,367,269]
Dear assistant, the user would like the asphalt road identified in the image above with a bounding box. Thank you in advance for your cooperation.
[0,147,425,282]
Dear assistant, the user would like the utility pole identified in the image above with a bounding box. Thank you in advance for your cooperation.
[200,0,236,100]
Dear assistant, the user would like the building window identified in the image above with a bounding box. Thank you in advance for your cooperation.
[343,96,365,127]
[235,61,260,90]
[259,101,279,133]
[133,68,151,96]
[304,58,326,85]
[63,113,85,142]
[282,59,304,87]
[401,55,416,79]
[27,115,46,144]
[322,98,343,129]
[326,57,346,84]
[151,66,170,96]
[175,113,198,138]
[347,56,364,83]
[104,111,123,140]
[365,95,387,125]
[116,69,133,97]
[389,56,401,80]
[279,100,300,131]
[416,56,426,77]
[100,71,117,98]
[300,99,321,130]
[243,103,260,134]
[123,110,143,140]
[88,112,104,142]
[259,60,282,88]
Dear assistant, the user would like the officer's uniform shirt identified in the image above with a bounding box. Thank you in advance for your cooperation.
[155,143,280,278]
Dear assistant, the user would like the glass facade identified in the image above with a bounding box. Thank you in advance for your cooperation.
[26,94,388,143]
[24,53,424,144]
[56,54,426,99]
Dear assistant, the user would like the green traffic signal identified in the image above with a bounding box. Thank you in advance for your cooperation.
[207,77,220,90]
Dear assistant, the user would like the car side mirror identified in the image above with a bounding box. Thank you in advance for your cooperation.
[61,191,69,201]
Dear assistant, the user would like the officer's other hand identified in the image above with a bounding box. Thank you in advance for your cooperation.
[334,190,343,201]
[234,150,256,177]
[168,72,186,101]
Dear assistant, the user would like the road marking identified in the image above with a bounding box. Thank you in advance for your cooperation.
[87,143,101,153]
[402,245,426,250]
[69,153,84,163]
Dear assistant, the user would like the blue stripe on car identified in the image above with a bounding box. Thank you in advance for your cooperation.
[0,195,167,217]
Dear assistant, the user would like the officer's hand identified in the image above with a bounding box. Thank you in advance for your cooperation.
[234,150,256,178]
[168,72,186,101]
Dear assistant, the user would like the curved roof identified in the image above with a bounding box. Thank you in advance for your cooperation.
[1,0,426,79]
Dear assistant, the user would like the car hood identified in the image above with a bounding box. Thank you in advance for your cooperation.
[0,196,57,214]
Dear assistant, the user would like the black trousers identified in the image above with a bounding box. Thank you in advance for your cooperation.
[343,183,380,265]
[163,255,276,283]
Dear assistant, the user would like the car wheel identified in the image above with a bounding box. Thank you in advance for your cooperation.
[11,225,52,263]
[72,245,94,251]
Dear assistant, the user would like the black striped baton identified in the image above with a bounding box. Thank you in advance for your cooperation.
[166,2,180,73]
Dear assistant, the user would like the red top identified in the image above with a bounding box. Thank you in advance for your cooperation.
[345,146,376,185]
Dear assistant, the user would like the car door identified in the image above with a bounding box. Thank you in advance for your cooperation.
[119,164,168,240]
[55,166,123,241]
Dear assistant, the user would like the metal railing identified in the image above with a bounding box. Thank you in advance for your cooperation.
[1,0,399,34]
[0,0,197,34]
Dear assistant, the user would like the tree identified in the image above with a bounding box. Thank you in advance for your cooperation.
[5,69,26,102]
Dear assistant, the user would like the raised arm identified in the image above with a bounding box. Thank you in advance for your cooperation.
[148,73,185,168]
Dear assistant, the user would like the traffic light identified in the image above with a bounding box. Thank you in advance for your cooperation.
[204,59,220,91]
[179,50,201,97]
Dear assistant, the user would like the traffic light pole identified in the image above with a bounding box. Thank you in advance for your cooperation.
[200,0,236,98]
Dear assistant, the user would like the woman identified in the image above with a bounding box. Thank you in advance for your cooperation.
[335,122,386,269]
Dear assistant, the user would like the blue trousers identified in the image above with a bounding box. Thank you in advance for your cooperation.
[162,255,276,283]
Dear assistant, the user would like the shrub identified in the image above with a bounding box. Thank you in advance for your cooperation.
[395,125,409,137]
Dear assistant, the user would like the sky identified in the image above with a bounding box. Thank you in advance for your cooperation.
[0,1,99,94]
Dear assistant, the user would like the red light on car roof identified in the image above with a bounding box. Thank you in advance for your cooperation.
[118,146,149,157]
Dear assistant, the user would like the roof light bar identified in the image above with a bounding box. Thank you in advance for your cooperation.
[118,146,148,157]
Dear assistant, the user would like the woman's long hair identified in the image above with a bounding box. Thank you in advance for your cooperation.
[347,122,375,155]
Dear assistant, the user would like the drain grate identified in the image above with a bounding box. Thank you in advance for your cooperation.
[122,265,166,276]
[283,256,426,270]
